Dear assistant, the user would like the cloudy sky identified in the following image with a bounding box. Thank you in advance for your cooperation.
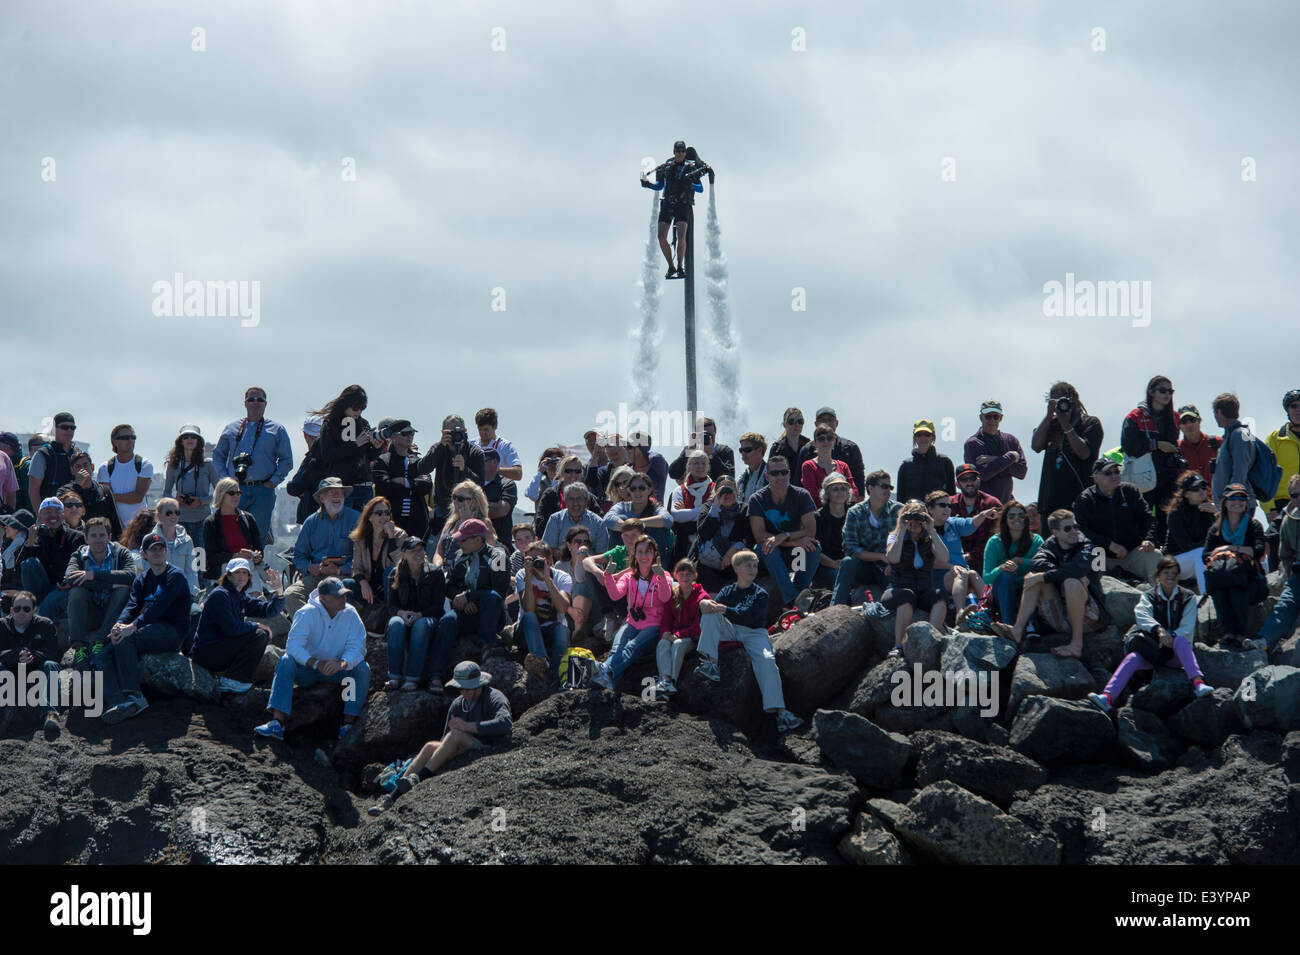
[3,0,1295,499]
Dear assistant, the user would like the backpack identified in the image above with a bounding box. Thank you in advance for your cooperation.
[106,454,143,479]
[794,587,833,615]
[1230,423,1283,503]
[558,646,600,690]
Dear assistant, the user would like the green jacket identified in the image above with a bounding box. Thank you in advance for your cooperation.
[982,533,1044,586]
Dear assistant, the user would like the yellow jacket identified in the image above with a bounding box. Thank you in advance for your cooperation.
[1265,423,1300,513]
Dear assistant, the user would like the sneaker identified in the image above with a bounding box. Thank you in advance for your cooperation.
[1240,638,1264,652]
[886,646,903,659]
[71,646,90,667]
[776,710,803,733]
[338,723,353,740]
[590,666,615,691]
[1086,692,1111,714]
[665,267,678,279]
[862,602,892,620]
[1194,681,1216,698]
[219,676,253,694]
[695,660,721,683]
[254,719,285,740]
[658,678,677,697]
[368,793,395,816]
[43,711,61,740]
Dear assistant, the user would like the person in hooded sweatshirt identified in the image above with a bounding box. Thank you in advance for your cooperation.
[255,576,370,741]
[897,420,955,506]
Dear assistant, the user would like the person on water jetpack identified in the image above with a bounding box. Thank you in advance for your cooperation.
[641,141,713,280]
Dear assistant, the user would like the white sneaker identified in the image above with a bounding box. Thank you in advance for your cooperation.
[590,666,614,691]
[776,710,803,732]
[1194,682,1215,698]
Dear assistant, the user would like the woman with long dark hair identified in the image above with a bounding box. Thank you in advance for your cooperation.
[349,496,407,627]
[981,500,1043,624]
[1032,381,1104,517]
[1163,470,1217,591]
[1203,483,1268,648]
[164,425,220,544]
[309,384,382,512]
[1121,375,1183,544]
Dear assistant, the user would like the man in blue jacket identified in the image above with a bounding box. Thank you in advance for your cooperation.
[98,532,192,724]
[285,477,359,617]
[214,386,294,546]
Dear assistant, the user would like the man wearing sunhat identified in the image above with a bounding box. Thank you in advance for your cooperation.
[284,477,361,617]
[255,576,370,741]
[367,660,512,815]
[963,399,1027,506]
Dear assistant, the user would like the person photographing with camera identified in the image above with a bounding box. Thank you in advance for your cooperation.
[164,424,220,544]
[309,384,383,513]
[1032,381,1104,517]
[515,541,572,685]
[214,387,294,547]
[420,414,486,529]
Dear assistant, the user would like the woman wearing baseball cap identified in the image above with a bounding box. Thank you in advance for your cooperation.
[164,424,220,544]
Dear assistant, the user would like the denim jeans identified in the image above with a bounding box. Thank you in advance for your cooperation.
[386,615,436,681]
[604,621,660,687]
[831,556,888,605]
[990,571,1021,623]
[267,654,371,717]
[240,484,276,546]
[67,586,131,648]
[1259,570,1300,649]
[97,623,182,709]
[760,544,821,603]
[517,611,570,678]
[429,590,506,684]
[21,559,71,620]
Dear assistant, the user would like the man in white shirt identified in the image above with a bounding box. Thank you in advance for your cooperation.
[472,408,523,481]
[96,424,153,527]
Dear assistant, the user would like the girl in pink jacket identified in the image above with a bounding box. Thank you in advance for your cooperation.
[591,536,673,692]
[654,558,707,699]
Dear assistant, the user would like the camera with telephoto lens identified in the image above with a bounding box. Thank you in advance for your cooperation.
[375,423,394,442]
[232,453,253,483]
[1054,396,1073,415]
[449,426,468,447]
[629,606,647,622]
[531,557,546,572]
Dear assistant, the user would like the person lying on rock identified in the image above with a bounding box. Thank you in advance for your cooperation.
[991,508,1108,658]
[255,576,370,741]
[368,660,511,815]
[692,549,803,733]
[98,531,192,725]
[1088,556,1214,712]
[192,558,284,695]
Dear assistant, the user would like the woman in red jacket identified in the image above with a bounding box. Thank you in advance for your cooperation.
[654,559,706,699]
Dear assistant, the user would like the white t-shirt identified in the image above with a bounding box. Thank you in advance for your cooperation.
[97,455,154,526]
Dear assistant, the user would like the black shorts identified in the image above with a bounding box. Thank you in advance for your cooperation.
[881,586,944,613]
[658,201,692,225]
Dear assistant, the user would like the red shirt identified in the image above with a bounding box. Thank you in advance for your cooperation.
[800,458,858,501]
[1179,434,1220,484]
[950,490,1001,574]
[220,513,248,553]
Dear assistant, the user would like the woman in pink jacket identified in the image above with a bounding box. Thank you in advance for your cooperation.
[591,535,673,692]
[654,558,706,699]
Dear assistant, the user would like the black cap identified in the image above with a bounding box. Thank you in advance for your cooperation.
[400,536,426,552]
[673,140,686,152]
[53,412,75,427]
[1093,458,1121,475]
[389,419,415,435]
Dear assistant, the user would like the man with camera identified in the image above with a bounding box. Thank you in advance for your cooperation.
[514,540,572,682]
[19,497,84,624]
[214,387,294,547]
[419,414,486,530]
[284,478,360,618]
[667,416,736,484]
[427,519,510,689]
[374,419,435,540]
[1031,382,1104,518]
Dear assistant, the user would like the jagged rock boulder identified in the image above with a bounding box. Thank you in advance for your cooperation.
[1011,731,1300,863]
[1116,705,1185,771]
[1101,576,1143,632]
[1080,626,1126,673]
[479,656,552,719]
[1196,599,1272,644]
[1193,643,1267,691]
[1130,667,1196,718]
[334,693,857,863]
[251,644,285,686]
[844,657,906,718]
[222,684,343,735]
[1169,688,1241,748]
[1272,634,1300,669]
[838,812,912,865]
[1010,696,1115,765]
[333,690,450,773]
[673,646,764,737]
[773,606,875,713]
[1235,665,1300,732]
[902,622,946,670]
[940,632,1018,673]
[882,781,1060,865]
[1008,653,1095,720]
[140,653,220,702]
[811,709,911,789]
[912,730,1047,806]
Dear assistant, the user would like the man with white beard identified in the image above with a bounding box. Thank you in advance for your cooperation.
[284,478,361,618]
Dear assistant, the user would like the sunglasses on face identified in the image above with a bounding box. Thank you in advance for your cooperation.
[245,396,266,403]
[815,435,834,442]
[958,477,979,484]
[453,495,473,503]
[1059,524,1079,532]
[64,502,85,509]
[1225,495,1248,503]
[227,491,242,498]
[932,502,951,510]
[115,434,137,442]
[630,485,650,492]
[1007,513,1027,520]
[563,467,583,474]
[160,509,179,516]
[12,605,34,613]
[738,446,756,454]
[869,484,893,492]
[786,418,803,426]
[372,509,391,516]
[57,425,76,432]
[768,470,789,477]
[1154,387,1174,395]
[572,538,591,547]
[829,484,849,492]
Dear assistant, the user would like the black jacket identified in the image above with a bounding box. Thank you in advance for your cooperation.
[890,532,937,593]
[1073,483,1155,552]
[0,614,58,667]
[1163,503,1214,556]
[768,434,810,467]
[31,443,75,502]
[1030,533,1109,620]
[897,447,955,505]
[316,415,381,487]
[420,442,486,516]
[445,545,510,600]
[667,444,736,483]
[693,500,753,557]
[483,474,518,549]
[19,523,85,585]
[373,450,434,540]
[59,479,122,539]
[1204,518,1268,566]
[391,560,447,618]
[202,509,262,581]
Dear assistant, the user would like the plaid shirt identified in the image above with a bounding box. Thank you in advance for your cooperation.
[842,499,902,558]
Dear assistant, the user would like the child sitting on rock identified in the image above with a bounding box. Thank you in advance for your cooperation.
[1088,556,1214,713]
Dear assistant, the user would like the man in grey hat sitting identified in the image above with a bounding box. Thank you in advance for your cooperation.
[284,477,361,618]
[367,660,511,815]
